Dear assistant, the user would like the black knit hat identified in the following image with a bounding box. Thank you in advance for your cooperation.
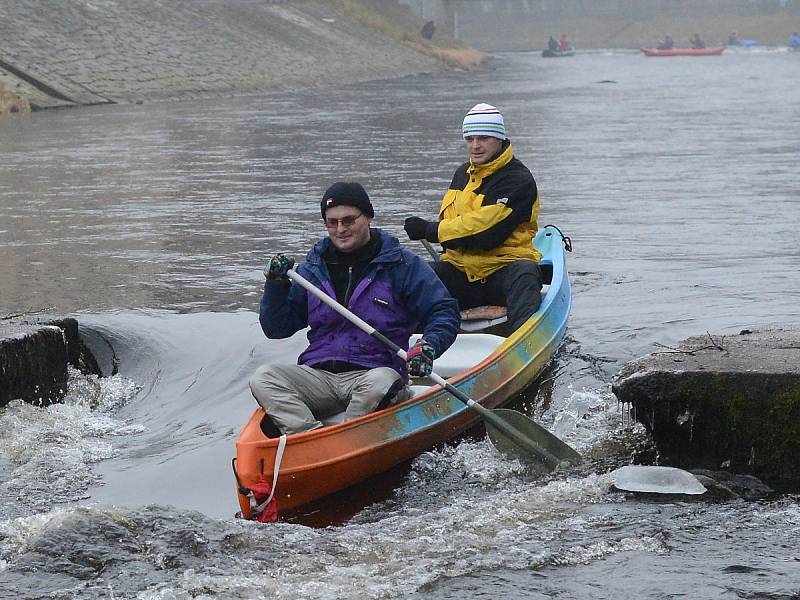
[320,182,374,219]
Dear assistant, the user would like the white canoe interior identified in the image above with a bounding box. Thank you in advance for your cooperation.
[408,332,505,379]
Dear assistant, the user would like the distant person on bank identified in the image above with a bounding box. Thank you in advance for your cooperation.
[403,103,543,332]
[251,182,459,435]
[421,20,435,40]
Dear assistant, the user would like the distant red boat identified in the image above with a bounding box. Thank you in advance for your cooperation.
[640,46,725,57]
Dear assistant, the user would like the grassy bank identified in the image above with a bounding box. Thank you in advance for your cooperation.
[332,0,487,67]
[0,82,30,115]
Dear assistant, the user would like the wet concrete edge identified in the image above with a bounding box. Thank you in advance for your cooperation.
[612,327,800,492]
[0,317,102,408]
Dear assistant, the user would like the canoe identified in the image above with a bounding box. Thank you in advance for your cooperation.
[233,225,572,519]
[640,47,725,57]
[542,48,575,58]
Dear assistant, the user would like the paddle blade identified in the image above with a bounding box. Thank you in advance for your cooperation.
[484,408,582,471]
[610,465,707,495]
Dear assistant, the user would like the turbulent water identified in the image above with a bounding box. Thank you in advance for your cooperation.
[1,47,799,599]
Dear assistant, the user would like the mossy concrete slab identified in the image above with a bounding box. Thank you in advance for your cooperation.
[0,317,101,408]
[612,328,800,491]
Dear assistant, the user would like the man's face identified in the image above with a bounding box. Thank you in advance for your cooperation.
[324,205,372,253]
[465,135,503,164]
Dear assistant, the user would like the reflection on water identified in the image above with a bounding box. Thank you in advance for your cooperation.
[2,52,798,354]
[1,50,800,598]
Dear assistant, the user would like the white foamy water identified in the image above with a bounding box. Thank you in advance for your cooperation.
[0,369,141,518]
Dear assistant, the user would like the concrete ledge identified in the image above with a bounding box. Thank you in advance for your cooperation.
[612,328,800,491]
[0,317,101,408]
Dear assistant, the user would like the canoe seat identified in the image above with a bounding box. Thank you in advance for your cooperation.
[456,271,552,333]
[460,305,507,321]
[458,305,507,333]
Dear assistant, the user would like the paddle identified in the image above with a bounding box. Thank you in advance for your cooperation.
[420,239,440,263]
[285,268,582,471]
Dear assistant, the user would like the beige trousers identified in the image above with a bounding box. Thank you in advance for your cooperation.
[249,364,410,435]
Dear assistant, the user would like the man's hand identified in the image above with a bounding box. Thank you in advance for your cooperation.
[406,338,436,377]
[264,254,295,281]
[404,217,439,243]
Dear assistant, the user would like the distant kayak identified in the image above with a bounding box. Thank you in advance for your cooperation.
[641,46,725,57]
[542,47,575,57]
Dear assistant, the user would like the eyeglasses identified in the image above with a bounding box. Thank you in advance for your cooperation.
[324,213,364,229]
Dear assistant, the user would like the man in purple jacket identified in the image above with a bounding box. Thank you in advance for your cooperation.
[250,182,459,435]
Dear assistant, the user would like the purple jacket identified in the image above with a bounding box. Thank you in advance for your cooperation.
[260,228,459,382]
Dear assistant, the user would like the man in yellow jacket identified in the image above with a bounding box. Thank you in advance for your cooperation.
[404,103,542,331]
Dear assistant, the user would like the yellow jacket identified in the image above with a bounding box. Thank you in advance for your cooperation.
[438,142,541,281]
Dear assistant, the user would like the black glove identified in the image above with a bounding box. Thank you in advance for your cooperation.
[263,253,295,281]
[404,217,439,242]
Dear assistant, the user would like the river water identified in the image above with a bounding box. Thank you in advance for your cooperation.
[1,48,799,599]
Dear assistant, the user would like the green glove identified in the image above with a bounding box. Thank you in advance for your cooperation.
[264,254,295,281]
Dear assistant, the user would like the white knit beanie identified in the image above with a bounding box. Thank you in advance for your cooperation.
[462,103,506,140]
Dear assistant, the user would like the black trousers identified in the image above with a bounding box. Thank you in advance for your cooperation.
[434,259,542,332]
